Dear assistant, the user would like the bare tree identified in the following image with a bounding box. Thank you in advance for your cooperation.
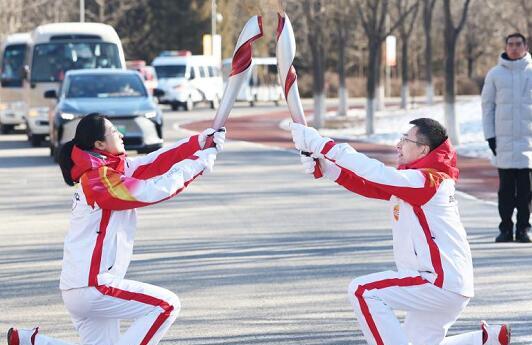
[422,0,436,104]
[484,0,532,40]
[396,0,419,109]
[464,34,481,79]
[85,0,140,27]
[356,0,417,134]
[442,0,471,145]
[462,0,507,80]
[520,0,532,39]
[0,0,77,42]
[336,16,349,116]
[327,0,357,116]
[302,0,327,129]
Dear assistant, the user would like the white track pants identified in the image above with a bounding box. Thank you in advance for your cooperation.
[347,270,483,345]
[32,279,180,345]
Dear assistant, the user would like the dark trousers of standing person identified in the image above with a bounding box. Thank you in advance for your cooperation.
[497,168,532,242]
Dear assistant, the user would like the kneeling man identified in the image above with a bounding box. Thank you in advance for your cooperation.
[290,118,509,345]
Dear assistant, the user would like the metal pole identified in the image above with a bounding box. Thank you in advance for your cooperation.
[211,0,216,55]
[80,0,85,22]
[385,14,390,97]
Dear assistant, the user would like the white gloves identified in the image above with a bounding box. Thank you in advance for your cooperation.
[289,122,331,158]
[300,154,317,175]
[194,148,217,174]
[299,154,341,181]
[195,127,226,174]
[199,127,226,152]
[212,128,226,152]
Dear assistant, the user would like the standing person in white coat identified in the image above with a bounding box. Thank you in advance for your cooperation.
[481,32,532,243]
[290,118,510,345]
[7,113,225,345]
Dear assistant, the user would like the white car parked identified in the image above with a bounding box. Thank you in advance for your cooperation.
[222,57,283,107]
[152,51,223,111]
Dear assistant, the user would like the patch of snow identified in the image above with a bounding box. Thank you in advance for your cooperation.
[315,96,492,160]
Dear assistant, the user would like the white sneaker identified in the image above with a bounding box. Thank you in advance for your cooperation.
[481,321,510,345]
[7,327,39,345]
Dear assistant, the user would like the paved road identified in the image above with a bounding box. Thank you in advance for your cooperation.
[0,102,530,344]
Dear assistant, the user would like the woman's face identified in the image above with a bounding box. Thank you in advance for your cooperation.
[95,119,125,155]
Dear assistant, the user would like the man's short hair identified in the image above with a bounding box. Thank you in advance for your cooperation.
[409,118,448,151]
[505,33,527,45]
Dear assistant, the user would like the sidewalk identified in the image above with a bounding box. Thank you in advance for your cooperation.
[183,108,498,202]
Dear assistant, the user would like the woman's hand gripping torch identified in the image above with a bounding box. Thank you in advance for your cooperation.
[204,16,264,149]
[275,11,323,178]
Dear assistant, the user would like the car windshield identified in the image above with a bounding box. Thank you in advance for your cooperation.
[154,65,186,78]
[66,74,147,98]
[31,42,121,82]
[1,44,26,86]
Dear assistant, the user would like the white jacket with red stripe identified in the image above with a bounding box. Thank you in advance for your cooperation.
[320,140,474,297]
[60,135,205,290]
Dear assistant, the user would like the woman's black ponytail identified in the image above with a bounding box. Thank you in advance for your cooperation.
[58,113,107,186]
[59,140,77,186]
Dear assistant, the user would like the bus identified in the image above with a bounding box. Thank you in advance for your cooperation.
[0,32,30,134]
[14,22,126,146]
[222,57,283,107]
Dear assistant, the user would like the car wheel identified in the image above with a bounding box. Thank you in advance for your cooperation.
[53,144,62,163]
[25,121,32,141]
[185,97,194,111]
[171,102,179,111]
[30,134,44,147]
[210,95,220,109]
[0,123,14,134]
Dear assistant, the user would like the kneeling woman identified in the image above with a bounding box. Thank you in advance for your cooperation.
[9,113,225,345]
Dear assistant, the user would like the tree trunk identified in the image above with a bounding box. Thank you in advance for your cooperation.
[305,0,326,129]
[423,0,434,105]
[401,36,409,109]
[424,33,434,104]
[467,56,474,79]
[376,45,385,111]
[377,84,385,110]
[366,40,380,134]
[366,97,377,135]
[100,2,105,22]
[310,41,325,128]
[337,21,348,116]
[442,0,471,145]
[425,83,434,105]
[444,36,460,145]
[338,87,348,117]
[314,93,326,128]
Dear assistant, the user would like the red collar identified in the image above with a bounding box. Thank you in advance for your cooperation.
[70,146,126,183]
[398,139,459,180]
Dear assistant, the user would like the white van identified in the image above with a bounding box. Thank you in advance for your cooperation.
[20,22,126,146]
[222,57,283,106]
[152,51,223,111]
[0,32,30,134]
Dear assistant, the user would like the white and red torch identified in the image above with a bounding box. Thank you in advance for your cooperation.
[276,11,323,178]
[205,15,264,148]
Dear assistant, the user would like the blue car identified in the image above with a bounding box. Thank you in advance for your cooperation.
[46,69,165,161]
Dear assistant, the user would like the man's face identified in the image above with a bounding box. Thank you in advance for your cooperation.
[396,126,430,166]
[505,36,528,60]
